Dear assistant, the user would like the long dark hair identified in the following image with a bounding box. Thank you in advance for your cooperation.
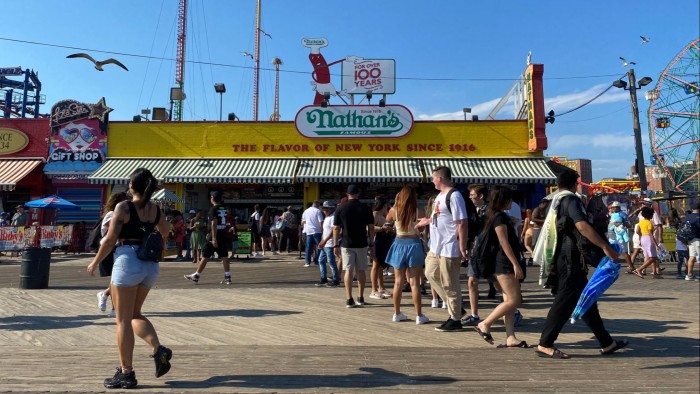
[482,185,513,234]
[103,192,128,216]
[129,167,158,208]
[394,185,417,231]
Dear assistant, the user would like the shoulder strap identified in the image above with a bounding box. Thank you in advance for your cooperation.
[445,189,456,214]
[154,205,161,225]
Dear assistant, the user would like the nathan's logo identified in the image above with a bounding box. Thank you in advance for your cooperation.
[295,105,413,138]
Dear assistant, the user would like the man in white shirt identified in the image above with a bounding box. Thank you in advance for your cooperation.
[417,166,469,332]
[301,200,324,267]
[317,201,339,287]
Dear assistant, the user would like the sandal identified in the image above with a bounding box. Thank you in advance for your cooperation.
[473,326,494,345]
[625,269,635,275]
[497,341,533,348]
[601,339,629,355]
[535,348,570,359]
[631,270,645,279]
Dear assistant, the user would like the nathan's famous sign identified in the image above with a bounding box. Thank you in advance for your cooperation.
[295,105,413,138]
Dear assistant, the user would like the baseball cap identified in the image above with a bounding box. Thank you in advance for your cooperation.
[611,201,621,207]
[188,209,196,214]
[347,184,360,195]
[322,200,336,208]
[641,198,653,204]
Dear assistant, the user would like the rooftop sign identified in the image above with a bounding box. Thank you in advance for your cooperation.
[295,105,413,138]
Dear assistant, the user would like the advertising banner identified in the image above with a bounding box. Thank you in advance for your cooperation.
[341,58,396,95]
[0,225,74,250]
[0,226,35,250]
[0,127,29,155]
[0,66,23,77]
[38,225,73,248]
[45,98,110,174]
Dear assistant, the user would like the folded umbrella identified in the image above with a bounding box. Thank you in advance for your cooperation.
[570,244,621,324]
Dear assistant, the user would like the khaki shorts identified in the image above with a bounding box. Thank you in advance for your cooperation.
[341,247,369,271]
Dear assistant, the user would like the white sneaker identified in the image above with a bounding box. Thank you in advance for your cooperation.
[253,252,261,257]
[431,299,440,308]
[686,275,697,281]
[304,263,311,267]
[416,314,430,325]
[97,291,108,312]
[369,292,384,300]
[273,251,280,255]
[441,301,447,309]
[387,270,393,276]
[108,309,116,318]
[392,312,408,322]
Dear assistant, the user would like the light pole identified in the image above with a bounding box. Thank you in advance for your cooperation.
[613,69,652,191]
[214,83,226,121]
[463,107,471,121]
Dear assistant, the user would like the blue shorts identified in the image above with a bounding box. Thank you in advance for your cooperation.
[111,245,160,288]
[386,237,425,270]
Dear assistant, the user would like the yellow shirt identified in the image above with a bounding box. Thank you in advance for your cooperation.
[639,219,653,236]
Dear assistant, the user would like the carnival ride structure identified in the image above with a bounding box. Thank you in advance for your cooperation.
[647,38,700,193]
[0,67,45,118]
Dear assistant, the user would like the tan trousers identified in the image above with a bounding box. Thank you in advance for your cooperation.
[425,251,463,320]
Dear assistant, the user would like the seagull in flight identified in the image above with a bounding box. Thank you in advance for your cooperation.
[619,57,636,67]
[242,51,254,59]
[66,53,128,71]
[259,29,272,39]
[640,35,650,44]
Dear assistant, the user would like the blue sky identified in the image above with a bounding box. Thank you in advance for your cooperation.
[1,0,698,181]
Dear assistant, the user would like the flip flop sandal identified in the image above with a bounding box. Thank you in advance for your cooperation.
[473,326,494,345]
[601,339,629,355]
[535,348,570,359]
[497,341,534,348]
[632,270,645,279]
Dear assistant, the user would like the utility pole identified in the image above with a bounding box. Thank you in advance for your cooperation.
[627,69,647,191]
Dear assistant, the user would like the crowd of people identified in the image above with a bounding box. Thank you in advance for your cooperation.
[82,165,700,388]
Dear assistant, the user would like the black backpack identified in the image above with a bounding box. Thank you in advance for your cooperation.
[471,222,498,277]
[677,221,696,243]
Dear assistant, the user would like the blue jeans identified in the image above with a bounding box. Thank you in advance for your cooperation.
[305,233,322,265]
[318,246,338,282]
[677,250,689,276]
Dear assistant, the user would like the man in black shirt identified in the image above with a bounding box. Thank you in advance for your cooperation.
[184,191,232,285]
[537,170,626,358]
[333,185,375,308]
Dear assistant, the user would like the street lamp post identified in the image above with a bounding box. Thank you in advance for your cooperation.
[214,83,226,121]
[613,69,653,191]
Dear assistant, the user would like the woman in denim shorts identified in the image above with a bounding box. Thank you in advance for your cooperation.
[87,168,172,389]
[385,186,429,325]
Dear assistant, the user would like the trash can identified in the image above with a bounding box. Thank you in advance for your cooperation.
[19,247,52,289]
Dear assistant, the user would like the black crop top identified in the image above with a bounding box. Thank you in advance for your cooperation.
[119,201,161,239]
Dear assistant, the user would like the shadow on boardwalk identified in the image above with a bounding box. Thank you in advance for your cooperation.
[165,367,455,390]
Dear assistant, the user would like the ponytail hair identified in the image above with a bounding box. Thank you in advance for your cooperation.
[129,167,158,208]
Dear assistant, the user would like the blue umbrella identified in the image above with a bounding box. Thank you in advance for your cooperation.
[24,195,81,210]
[570,244,621,324]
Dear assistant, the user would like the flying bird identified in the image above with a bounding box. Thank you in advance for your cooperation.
[242,51,254,59]
[619,57,636,67]
[259,29,272,39]
[640,35,650,44]
[66,53,128,71]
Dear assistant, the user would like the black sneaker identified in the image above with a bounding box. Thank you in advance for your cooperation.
[184,274,199,283]
[325,280,339,288]
[420,284,427,295]
[356,297,365,306]
[434,317,462,332]
[152,345,172,378]
[221,276,232,285]
[314,280,328,287]
[346,298,357,308]
[487,287,497,299]
[104,367,137,389]
[402,283,411,292]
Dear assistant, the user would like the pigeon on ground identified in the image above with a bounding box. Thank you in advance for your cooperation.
[619,57,636,67]
[66,53,128,71]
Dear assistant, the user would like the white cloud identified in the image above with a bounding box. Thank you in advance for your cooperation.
[549,133,635,150]
[413,83,629,121]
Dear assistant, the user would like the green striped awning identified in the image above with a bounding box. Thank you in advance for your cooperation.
[296,159,424,183]
[423,158,557,184]
[164,159,298,184]
[88,159,179,184]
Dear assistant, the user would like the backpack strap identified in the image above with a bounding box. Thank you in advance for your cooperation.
[445,188,456,215]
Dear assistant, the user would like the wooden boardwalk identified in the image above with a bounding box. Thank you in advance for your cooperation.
[0,252,698,392]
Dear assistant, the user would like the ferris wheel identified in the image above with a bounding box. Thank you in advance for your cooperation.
[647,38,700,192]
